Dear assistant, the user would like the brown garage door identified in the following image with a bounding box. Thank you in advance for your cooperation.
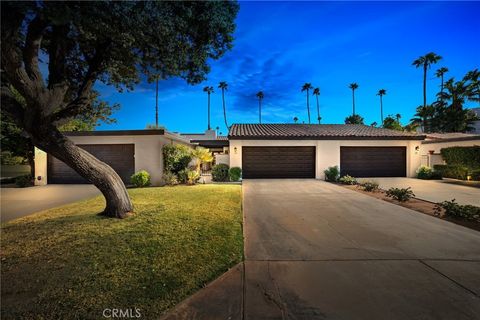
[340,146,406,177]
[242,146,315,179]
[48,144,135,184]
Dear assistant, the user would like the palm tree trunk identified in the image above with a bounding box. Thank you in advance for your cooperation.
[380,95,383,125]
[352,90,356,116]
[207,92,211,130]
[155,78,159,127]
[222,90,228,130]
[306,90,311,124]
[259,99,262,124]
[423,65,427,108]
[316,95,320,124]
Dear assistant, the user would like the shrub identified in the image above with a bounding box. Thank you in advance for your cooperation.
[416,166,442,180]
[163,144,192,174]
[177,168,189,184]
[385,187,415,202]
[162,171,178,186]
[212,164,229,182]
[324,166,340,182]
[360,180,379,192]
[440,146,480,169]
[433,164,469,180]
[339,175,357,185]
[471,169,480,181]
[435,199,480,222]
[130,170,151,187]
[229,167,242,182]
[15,174,32,188]
[186,169,200,185]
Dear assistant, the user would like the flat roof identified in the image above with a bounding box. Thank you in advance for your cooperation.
[64,129,165,136]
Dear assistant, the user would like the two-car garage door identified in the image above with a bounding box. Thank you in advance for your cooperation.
[241,145,407,179]
[47,144,135,184]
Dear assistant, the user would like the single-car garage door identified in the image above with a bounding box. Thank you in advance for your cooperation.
[242,146,315,179]
[340,146,406,177]
[48,144,135,184]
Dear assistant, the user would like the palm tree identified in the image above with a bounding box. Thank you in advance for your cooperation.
[293,116,298,123]
[313,87,321,124]
[465,69,480,106]
[192,147,214,173]
[376,89,386,125]
[411,105,435,133]
[218,81,229,130]
[256,91,264,124]
[155,76,159,127]
[301,83,313,124]
[412,52,442,108]
[435,67,449,95]
[203,86,214,130]
[395,113,401,123]
[348,83,359,116]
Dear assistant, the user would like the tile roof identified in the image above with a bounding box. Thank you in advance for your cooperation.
[228,124,425,140]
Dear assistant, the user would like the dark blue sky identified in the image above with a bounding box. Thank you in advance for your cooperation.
[97,1,480,134]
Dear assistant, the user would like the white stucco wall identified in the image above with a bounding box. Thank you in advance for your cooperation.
[34,148,48,186]
[35,134,192,186]
[229,139,423,179]
[420,140,480,154]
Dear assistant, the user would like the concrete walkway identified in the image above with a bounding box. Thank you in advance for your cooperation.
[163,179,480,319]
[361,177,480,206]
[1,185,100,223]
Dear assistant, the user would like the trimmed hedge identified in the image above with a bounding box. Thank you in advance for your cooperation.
[440,146,480,169]
[163,144,192,174]
[228,167,242,182]
[433,164,469,180]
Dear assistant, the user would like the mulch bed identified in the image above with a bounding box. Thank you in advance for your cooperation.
[338,184,480,232]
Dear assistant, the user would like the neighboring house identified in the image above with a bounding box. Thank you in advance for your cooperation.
[468,107,480,134]
[34,129,193,186]
[228,124,426,179]
[181,129,229,165]
[420,132,480,167]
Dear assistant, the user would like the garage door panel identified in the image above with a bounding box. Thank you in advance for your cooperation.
[48,144,135,184]
[242,146,315,179]
[340,147,406,177]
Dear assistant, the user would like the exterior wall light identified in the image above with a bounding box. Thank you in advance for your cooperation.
[234,147,238,154]
[415,146,420,153]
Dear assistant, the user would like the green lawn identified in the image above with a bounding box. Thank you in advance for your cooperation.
[1,185,243,319]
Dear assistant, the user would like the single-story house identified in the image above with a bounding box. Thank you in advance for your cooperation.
[419,133,480,167]
[228,124,426,179]
[34,129,193,186]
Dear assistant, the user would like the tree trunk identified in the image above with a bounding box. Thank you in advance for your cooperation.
[316,95,320,124]
[423,65,427,108]
[259,99,261,124]
[380,96,383,125]
[207,93,211,130]
[31,127,133,218]
[352,90,356,116]
[306,90,311,124]
[222,90,228,130]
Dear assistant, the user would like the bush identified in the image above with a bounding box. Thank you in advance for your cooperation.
[229,167,242,182]
[433,164,469,180]
[324,166,340,182]
[212,164,229,182]
[186,169,200,185]
[163,144,193,174]
[440,146,480,169]
[162,171,178,186]
[360,180,379,192]
[416,166,442,180]
[15,174,32,188]
[339,175,357,185]
[130,170,151,187]
[471,169,480,181]
[385,187,415,202]
[177,168,189,184]
[435,199,480,222]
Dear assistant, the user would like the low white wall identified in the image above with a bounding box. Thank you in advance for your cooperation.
[229,139,423,179]
[35,134,192,186]
[215,154,230,166]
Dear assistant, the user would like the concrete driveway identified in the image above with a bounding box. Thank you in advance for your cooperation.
[243,179,480,319]
[1,185,100,223]
[361,177,480,206]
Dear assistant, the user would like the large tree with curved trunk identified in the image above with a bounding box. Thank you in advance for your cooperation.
[1,1,239,218]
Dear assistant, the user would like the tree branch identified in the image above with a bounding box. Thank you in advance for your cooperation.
[0,86,26,126]
[23,14,47,88]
